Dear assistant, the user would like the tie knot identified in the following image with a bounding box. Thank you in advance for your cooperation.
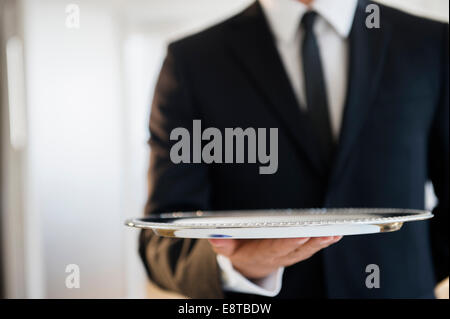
[301,11,317,30]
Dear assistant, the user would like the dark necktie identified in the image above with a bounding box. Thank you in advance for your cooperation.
[301,11,335,167]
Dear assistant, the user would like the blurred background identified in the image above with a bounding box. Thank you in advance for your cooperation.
[0,0,448,298]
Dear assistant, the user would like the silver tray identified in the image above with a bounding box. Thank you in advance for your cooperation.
[125,208,432,239]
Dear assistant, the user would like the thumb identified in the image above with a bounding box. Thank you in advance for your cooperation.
[208,239,238,257]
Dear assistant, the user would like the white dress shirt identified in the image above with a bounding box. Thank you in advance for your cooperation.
[217,0,358,296]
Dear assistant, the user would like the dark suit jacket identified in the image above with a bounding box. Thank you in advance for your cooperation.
[139,0,449,298]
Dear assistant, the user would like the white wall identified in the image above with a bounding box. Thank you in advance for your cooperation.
[23,0,126,298]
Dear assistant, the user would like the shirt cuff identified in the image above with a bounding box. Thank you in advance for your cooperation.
[216,254,284,297]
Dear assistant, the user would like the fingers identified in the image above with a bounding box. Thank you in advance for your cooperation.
[267,237,310,257]
[208,239,239,256]
[209,237,310,258]
[209,236,342,260]
[282,236,342,265]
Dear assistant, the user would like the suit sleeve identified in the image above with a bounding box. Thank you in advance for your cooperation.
[138,44,223,298]
[428,24,449,283]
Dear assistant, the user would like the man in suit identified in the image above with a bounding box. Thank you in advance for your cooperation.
[139,0,448,298]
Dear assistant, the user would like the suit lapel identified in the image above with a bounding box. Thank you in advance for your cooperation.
[328,1,392,189]
[226,2,327,177]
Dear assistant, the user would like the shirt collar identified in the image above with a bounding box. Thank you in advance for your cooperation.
[259,0,358,42]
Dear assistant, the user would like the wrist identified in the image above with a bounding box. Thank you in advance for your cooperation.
[231,260,278,280]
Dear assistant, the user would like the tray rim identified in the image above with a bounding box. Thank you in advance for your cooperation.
[125,208,433,230]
